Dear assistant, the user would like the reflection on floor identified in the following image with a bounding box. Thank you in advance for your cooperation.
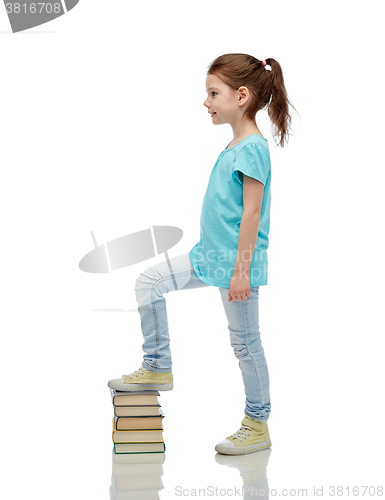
[109,446,271,499]
[110,449,165,500]
[215,448,271,499]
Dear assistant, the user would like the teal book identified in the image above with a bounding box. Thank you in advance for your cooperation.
[114,442,166,454]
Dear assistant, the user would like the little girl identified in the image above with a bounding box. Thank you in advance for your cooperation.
[109,53,295,455]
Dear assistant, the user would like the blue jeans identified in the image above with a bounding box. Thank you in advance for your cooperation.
[134,252,271,421]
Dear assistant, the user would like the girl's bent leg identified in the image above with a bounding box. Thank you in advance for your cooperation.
[219,286,271,422]
[134,252,209,373]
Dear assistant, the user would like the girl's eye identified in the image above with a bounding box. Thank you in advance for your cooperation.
[211,92,217,96]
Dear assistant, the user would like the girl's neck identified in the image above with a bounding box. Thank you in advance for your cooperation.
[228,120,264,148]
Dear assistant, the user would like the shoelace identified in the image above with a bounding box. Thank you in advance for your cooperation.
[231,425,253,442]
[122,367,148,381]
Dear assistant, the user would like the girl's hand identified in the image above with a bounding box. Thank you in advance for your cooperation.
[228,272,251,302]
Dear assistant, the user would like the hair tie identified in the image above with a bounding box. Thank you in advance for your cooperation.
[262,60,267,67]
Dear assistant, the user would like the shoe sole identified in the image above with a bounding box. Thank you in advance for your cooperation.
[108,379,174,391]
[215,440,272,456]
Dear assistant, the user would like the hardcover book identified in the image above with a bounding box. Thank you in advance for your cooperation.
[112,448,165,464]
[114,405,163,417]
[112,418,164,443]
[110,389,160,407]
[114,442,166,454]
[115,414,164,431]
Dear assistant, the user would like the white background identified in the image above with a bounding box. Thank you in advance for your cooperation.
[1,1,384,498]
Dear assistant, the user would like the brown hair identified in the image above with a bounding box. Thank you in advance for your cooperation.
[207,53,297,147]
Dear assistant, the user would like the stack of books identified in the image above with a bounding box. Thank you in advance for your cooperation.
[110,389,165,455]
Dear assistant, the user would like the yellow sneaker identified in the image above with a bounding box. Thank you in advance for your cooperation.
[215,414,272,455]
[108,367,173,391]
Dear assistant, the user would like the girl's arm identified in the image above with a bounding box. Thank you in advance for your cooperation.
[229,175,264,301]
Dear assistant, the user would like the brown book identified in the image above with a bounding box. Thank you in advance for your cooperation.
[114,405,163,417]
[110,389,160,407]
[112,418,164,443]
[115,415,164,431]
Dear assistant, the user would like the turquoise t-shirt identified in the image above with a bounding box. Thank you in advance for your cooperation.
[189,134,271,287]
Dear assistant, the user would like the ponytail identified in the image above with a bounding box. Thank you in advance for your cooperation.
[265,58,297,147]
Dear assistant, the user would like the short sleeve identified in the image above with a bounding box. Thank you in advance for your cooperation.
[233,142,270,186]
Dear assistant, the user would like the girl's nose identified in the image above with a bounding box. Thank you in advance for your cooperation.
[204,98,210,108]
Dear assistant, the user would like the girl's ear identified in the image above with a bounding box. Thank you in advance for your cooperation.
[237,86,250,107]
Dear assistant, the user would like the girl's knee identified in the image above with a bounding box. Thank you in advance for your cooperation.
[134,268,157,304]
[231,341,250,359]
[135,267,168,305]
[135,266,157,289]
[229,327,261,359]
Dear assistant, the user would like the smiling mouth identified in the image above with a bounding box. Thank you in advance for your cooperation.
[210,112,216,116]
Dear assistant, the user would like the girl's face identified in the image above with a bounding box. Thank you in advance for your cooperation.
[204,73,239,125]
